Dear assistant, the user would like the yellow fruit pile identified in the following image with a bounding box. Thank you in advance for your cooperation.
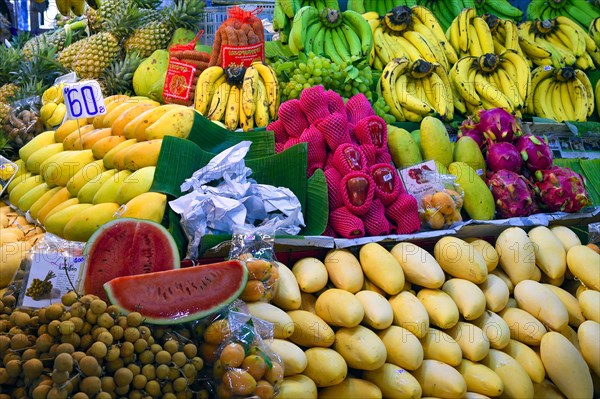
[5,94,195,242]
[224,226,599,398]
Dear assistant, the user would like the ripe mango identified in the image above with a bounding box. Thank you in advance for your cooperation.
[387,126,422,169]
[419,116,453,167]
[453,136,486,175]
[448,162,494,220]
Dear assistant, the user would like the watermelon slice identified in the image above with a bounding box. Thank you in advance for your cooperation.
[81,218,180,301]
[104,260,248,324]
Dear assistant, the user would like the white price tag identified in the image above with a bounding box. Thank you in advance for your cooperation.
[63,80,106,120]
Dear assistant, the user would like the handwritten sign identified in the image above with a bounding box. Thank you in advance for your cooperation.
[63,81,106,120]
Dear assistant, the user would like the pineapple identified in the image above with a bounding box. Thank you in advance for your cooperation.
[123,0,204,58]
[21,20,87,59]
[59,6,143,80]
[0,102,10,124]
[0,84,18,103]
[89,0,161,32]
[101,51,143,95]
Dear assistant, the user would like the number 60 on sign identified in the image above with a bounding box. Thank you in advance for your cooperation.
[63,81,106,120]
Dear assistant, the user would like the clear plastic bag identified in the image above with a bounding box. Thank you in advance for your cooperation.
[588,222,600,252]
[0,155,18,197]
[415,170,465,230]
[211,300,283,399]
[229,226,279,303]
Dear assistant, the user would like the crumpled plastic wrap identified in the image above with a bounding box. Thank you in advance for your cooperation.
[169,141,305,259]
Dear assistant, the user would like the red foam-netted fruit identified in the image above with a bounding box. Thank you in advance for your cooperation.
[267,119,288,144]
[340,171,375,216]
[385,193,421,234]
[299,85,331,124]
[323,224,336,237]
[324,167,344,210]
[324,153,335,171]
[375,150,393,165]
[327,90,346,114]
[370,163,401,206]
[284,137,302,150]
[278,99,309,137]
[363,199,393,237]
[361,144,378,167]
[332,143,367,175]
[346,93,375,125]
[329,206,365,239]
[275,142,285,153]
[315,111,351,151]
[300,124,327,177]
[355,115,388,149]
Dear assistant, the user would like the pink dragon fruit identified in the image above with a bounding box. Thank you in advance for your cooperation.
[534,166,590,213]
[515,135,553,172]
[478,108,521,143]
[458,116,485,148]
[488,170,539,218]
[486,142,523,173]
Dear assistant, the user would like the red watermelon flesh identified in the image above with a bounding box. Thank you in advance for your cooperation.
[104,260,248,325]
[82,218,180,301]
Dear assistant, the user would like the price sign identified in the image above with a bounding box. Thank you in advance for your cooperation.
[63,81,106,120]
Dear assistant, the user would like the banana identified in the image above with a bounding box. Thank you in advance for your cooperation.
[527,65,556,113]
[549,80,568,122]
[411,5,456,62]
[433,63,455,120]
[496,67,522,109]
[500,50,531,106]
[123,139,163,171]
[207,81,232,122]
[532,76,554,119]
[145,107,196,140]
[289,6,321,54]
[254,78,270,128]
[241,66,259,119]
[342,9,374,56]
[36,187,73,225]
[555,22,585,56]
[115,166,156,205]
[427,70,452,120]
[93,169,133,204]
[569,76,590,121]
[373,26,394,64]
[458,8,476,54]
[311,23,327,56]
[91,135,127,160]
[62,202,120,242]
[224,85,241,130]
[66,159,107,196]
[103,139,138,170]
[122,104,181,141]
[474,71,513,112]
[381,57,409,121]
[402,30,438,65]
[18,131,56,163]
[560,81,577,121]
[411,20,450,71]
[25,143,65,175]
[517,22,553,61]
[339,22,362,56]
[17,183,52,213]
[387,33,422,61]
[574,69,595,116]
[77,169,118,204]
[45,203,95,238]
[468,23,484,57]
[239,90,254,132]
[473,17,495,55]
[448,15,461,54]
[395,73,432,115]
[324,28,343,64]
[450,56,481,106]
[56,0,72,16]
[194,67,226,115]
[575,52,595,70]
[70,0,85,16]
[252,62,280,120]
[331,26,351,59]
[117,192,167,224]
[304,20,324,55]
[44,149,96,188]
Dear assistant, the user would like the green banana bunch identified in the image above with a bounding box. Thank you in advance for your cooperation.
[472,0,523,21]
[274,0,339,43]
[287,5,373,62]
[527,0,600,30]
[419,0,476,31]
[347,0,416,16]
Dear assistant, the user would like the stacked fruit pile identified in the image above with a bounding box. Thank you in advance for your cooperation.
[4,95,198,242]
[527,0,600,28]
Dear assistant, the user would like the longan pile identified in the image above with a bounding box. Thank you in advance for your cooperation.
[0,291,208,399]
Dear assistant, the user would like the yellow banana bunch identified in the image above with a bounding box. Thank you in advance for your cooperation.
[449,50,530,116]
[447,8,496,58]
[527,65,593,122]
[367,6,454,72]
[519,17,599,70]
[379,57,454,122]
[195,62,279,131]
[483,14,530,67]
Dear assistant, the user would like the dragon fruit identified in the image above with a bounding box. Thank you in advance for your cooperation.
[458,116,485,148]
[486,142,523,173]
[488,170,538,218]
[478,108,521,143]
[534,166,590,213]
[515,135,553,172]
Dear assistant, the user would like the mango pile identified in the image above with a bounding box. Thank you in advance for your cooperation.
[200,225,599,398]
[4,94,198,242]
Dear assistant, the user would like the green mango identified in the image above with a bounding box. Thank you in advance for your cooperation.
[388,126,422,169]
[169,28,197,48]
[195,44,213,54]
[454,136,486,175]
[435,161,449,175]
[410,129,424,158]
[132,49,169,101]
[420,116,453,167]
[448,162,495,221]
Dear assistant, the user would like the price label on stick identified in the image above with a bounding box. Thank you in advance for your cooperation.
[63,80,106,120]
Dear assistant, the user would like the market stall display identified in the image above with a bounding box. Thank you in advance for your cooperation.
[0,0,600,397]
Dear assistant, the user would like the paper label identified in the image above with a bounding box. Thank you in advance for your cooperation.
[163,60,196,102]
[398,160,440,199]
[222,42,264,69]
[63,81,106,120]
[19,253,84,309]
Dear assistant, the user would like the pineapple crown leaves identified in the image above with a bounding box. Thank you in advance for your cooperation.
[164,0,205,32]
[103,2,147,40]
[0,46,21,84]
[101,51,144,95]
[12,45,69,90]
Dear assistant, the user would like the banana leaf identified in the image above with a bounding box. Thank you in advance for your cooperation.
[581,159,600,203]
[553,158,600,206]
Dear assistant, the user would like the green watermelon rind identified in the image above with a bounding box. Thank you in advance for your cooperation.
[103,260,249,325]
[80,218,180,298]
